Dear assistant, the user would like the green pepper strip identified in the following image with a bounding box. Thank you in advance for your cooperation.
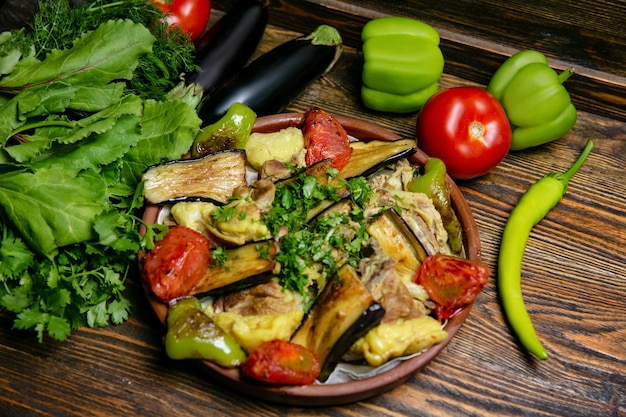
[192,102,256,157]
[497,140,594,360]
[408,157,463,254]
[165,296,247,367]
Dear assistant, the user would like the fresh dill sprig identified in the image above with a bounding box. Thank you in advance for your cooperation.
[28,0,84,56]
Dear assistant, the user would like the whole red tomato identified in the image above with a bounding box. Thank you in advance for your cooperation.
[153,0,211,41]
[416,86,511,180]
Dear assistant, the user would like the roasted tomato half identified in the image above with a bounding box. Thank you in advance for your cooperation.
[416,254,490,320]
[303,107,352,170]
[142,225,211,303]
[241,339,321,385]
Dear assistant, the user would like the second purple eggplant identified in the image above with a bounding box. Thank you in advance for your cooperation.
[196,24,343,125]
[187,0,269,93]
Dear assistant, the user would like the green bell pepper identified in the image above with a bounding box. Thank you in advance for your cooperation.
[191,102,256,157]
[164,296,246,367]
[361,16,444,113]
[487,50,577,151]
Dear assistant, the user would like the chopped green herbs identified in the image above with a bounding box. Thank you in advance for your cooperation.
[265,170,373,295]
[210,247,228,269]
[212,206,238,223]
[256,243,272,261]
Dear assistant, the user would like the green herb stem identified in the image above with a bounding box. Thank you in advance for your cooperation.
[11,120,75,137]
[562,139,594,182]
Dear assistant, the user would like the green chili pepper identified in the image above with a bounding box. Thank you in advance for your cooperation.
[192,102,256,157]
[498,139,594,360]
[360,16,444,113]
[487,50,577,151]
[407,157,463,255]
[165,296,247,367]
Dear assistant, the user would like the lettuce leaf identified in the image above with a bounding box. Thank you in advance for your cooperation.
[0,166,109,256]
[119,98,202,184]
[0,19,154,90]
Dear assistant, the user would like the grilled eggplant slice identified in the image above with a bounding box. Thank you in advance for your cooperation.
[367,209,428,281]
[340,139,416,179]
[190,240,277,296]
[290,264,385,382]
[143,150,248,205]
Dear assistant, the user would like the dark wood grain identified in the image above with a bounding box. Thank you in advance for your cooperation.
[214,0,626,122]
[1,1,625,416]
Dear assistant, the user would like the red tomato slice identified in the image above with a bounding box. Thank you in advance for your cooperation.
[142,226,211,303]
[415,254,490,320]
[152,0,211,41]
[303,107,352,170]
[241,339,321,385]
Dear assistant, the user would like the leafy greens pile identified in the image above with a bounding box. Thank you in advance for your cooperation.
[4,0,199,100]
[0,2,203,342]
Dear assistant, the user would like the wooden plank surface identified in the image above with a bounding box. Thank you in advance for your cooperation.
[1,1,625,416]
[218,0,626,122]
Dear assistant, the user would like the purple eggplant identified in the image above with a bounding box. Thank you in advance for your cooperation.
[187,0,269,93]
[197,24,343,125]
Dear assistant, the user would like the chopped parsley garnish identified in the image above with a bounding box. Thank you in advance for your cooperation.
[264,170,373,295]
[256,243,273,261]
[210,247,228,269]
[212,206,238,222]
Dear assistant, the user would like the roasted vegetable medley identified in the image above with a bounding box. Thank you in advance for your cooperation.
[140,107,489,385]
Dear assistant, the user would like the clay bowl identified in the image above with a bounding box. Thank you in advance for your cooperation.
[140,112,482,406]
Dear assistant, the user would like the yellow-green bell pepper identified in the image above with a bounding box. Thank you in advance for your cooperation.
[164,296,246,367]
[361,17,444,113]
[487,50,577,150]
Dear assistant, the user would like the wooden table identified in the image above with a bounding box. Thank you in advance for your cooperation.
[1,1,625,416]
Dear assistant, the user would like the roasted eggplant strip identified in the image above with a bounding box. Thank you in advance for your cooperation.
[367,209,428,280]
[199,272,274,298]
[190,240,277,296]
[143,150,248,205]
[340,139,416,179]
[291,264,385,382]
[368,159,451,256]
